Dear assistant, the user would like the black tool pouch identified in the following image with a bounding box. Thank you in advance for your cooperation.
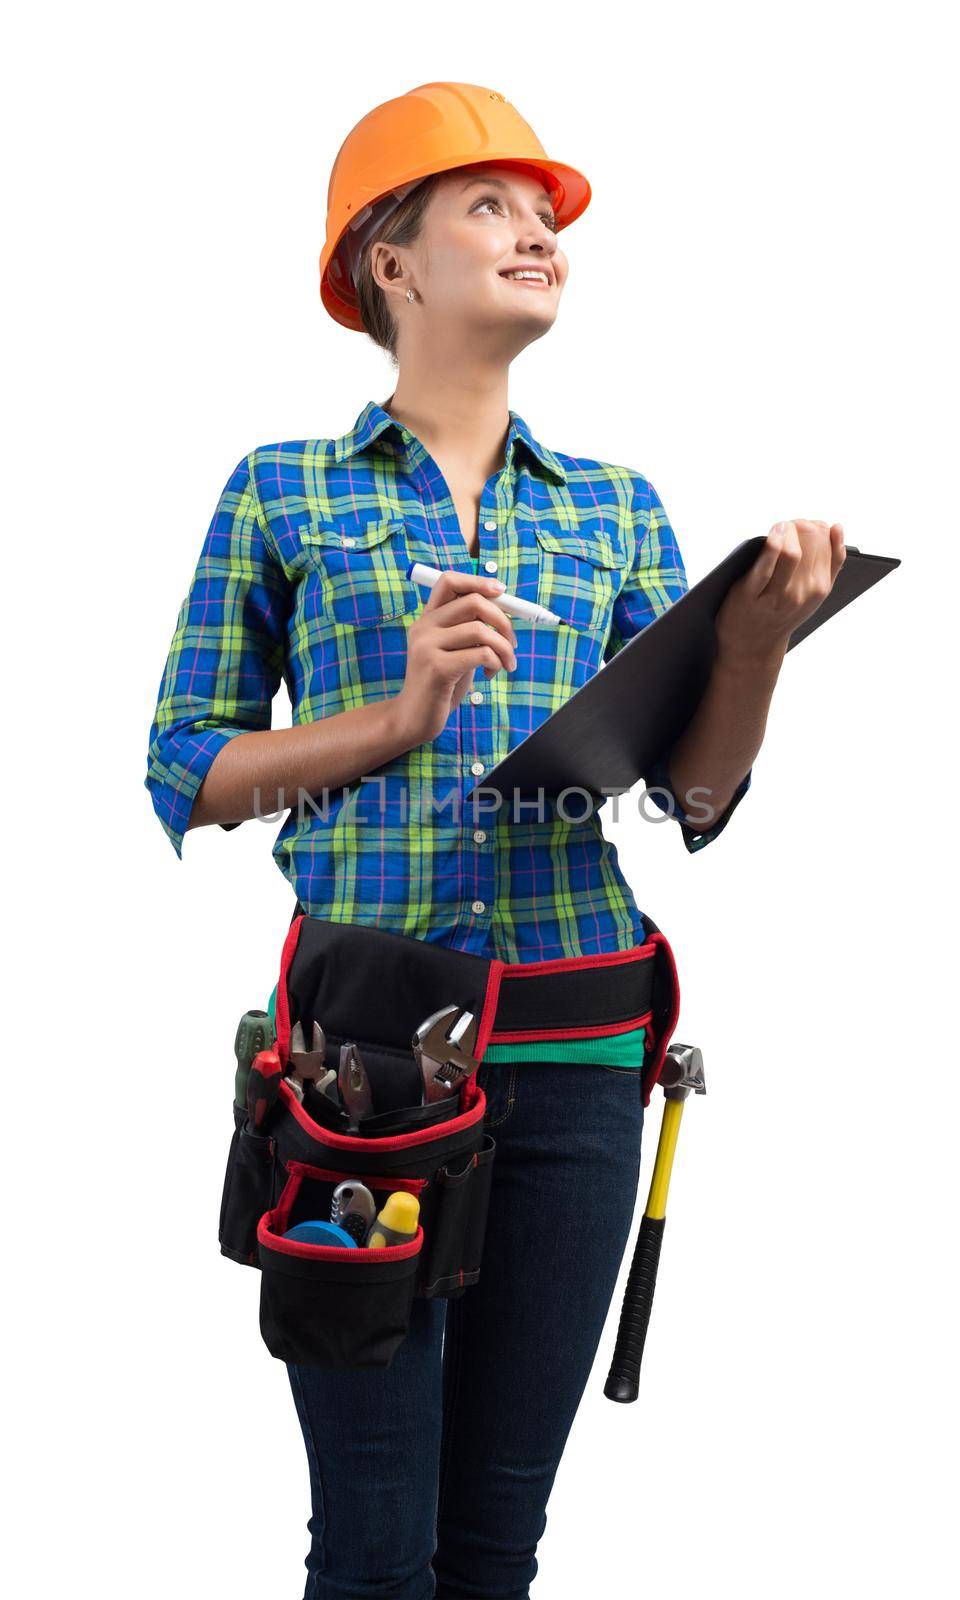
[218,907,680,1371]
[220,914,497,1370]
[256,1127,495,1367]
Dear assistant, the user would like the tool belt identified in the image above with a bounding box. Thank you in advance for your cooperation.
[218,910,680,1372]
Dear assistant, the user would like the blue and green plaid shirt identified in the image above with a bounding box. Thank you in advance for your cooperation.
[146,400,751,961]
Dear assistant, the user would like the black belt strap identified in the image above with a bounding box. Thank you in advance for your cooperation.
[286,906,657,1046]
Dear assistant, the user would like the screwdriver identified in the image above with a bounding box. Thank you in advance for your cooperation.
[233,1009,273,1109]
[366,1192,420,1248]
[245,1048,283,1132]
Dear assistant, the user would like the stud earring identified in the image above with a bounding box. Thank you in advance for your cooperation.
[406,288,416,303]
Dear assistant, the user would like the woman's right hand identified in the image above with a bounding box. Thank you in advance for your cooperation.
[391,570,519,746]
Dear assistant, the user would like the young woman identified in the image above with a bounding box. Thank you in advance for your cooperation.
[147,82,845,1600]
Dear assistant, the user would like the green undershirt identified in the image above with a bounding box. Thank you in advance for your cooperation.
[480,1025,646,1066]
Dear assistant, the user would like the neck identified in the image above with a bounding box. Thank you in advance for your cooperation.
[383,357,512,483]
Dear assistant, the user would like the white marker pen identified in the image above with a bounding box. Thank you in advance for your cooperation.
[406,562,562,626]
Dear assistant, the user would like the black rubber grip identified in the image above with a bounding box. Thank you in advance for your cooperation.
[604,1214,667,1403]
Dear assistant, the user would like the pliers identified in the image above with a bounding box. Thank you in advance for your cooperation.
[288,1019,338,1100]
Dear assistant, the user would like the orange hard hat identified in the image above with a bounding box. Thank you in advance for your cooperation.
[320,82,592,332]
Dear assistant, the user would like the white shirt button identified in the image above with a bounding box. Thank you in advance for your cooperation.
[483,520,497,532]
[340,535,357,546]
[470,760,485,776]
[484,559,498,573]
[469,690,483,704]
[473,830,487,843]
[471,900,486,915]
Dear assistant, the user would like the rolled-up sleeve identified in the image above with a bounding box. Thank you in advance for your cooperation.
[644,750,752,852]
[605,474,751,852]
[145,452,287,858]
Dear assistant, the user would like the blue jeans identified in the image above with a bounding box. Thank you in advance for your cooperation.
[286,1057,646,1599]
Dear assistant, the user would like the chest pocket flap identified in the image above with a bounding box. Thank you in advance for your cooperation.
[533,523,622,633]
[299,517,418,625]
[533,524,621,570]
[300,517,407,553]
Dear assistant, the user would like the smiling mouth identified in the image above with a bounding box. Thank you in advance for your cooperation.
[498,270,552,288]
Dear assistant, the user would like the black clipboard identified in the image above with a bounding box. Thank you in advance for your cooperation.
[467,539,900,804]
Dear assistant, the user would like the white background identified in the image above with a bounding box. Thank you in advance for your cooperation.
[6,3,957,1596]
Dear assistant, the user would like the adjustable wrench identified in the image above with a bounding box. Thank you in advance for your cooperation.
[412,1006,479,1103]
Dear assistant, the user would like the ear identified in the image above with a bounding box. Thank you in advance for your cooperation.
[368,239,409,299]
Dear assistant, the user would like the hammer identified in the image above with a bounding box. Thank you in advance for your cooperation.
[604,1042,706,1403]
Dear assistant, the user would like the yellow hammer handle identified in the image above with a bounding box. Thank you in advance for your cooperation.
[646,1095,685,1219]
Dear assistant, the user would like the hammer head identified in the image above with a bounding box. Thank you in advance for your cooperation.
[658,1042,706,1099]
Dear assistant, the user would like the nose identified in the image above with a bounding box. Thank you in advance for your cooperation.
[517,220,558,263]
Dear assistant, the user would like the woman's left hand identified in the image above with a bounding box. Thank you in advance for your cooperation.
[714,520,847,665]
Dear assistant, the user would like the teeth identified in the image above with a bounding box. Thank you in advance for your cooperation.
[503,270,548,283]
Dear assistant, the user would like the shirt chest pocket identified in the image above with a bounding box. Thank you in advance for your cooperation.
[533,523,623,634]
[299,518,420,627]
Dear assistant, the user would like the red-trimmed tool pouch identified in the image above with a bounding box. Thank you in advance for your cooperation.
[220,908,679,1370]
[252,1095,494,1369]
[258,1164,428,1368]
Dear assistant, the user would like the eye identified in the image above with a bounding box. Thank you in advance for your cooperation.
[472,194,505,216]
[472,194,558,232]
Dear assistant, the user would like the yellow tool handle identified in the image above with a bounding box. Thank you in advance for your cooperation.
[645,1096,685,1219]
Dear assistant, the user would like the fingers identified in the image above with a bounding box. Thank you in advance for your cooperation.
[422,573,518,654]
[434,621,518,675]
[423,569,505,610]
[829,522,847,583]
[749,519,846,602]
[744,521,802,598]
[448,645,510,685]
[792,520,843,599]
